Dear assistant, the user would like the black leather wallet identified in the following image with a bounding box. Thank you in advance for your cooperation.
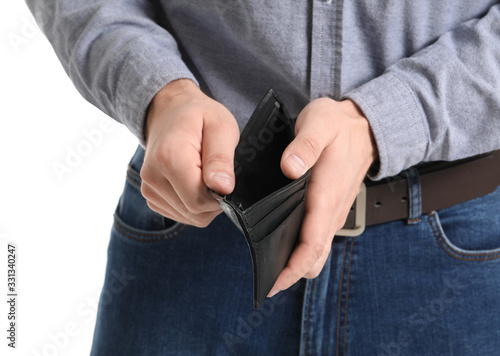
[212,89,310,309]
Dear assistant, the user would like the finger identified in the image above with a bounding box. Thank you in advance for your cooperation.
[170,162,221,215]
[280,105,337,179]
[268,144,352,297]
[159,133,222,215]
[142,182,221,227]
[143,163,221,218]
[268,203,333,297]
[303,242,332,279]
[201,108,240,196]
[298,147,363,280]
[146,200,189,225]
[147,201,220,227]
[141,181,190,223]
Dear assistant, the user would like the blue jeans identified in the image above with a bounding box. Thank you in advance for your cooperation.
[91,146,500,355]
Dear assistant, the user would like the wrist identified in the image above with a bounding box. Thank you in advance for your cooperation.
[152,79,199,105]
[145,79,200,144]
[341,99,379,170]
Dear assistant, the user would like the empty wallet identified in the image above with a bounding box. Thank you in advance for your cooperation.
[211,89,310,309]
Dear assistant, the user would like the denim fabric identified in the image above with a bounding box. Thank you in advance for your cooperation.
[91,146,500,355]
[404,168,422,225]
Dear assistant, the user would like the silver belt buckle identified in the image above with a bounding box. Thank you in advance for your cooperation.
[336,183,366,237]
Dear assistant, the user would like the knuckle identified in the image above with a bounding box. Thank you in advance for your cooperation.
[139,166,153,185]
[185,196,209,214]
[281,266,300,285]
[204,153,232,167]
[307,241,325,261]
[299,136,322,161]
[153,144,175,168]
[145,200,160,214]
[189,215,213,228]
[284,259,309,283]
[185,204,203,215]
[332,213,349,232]
[140,182,152,199]
[193,219,210,228]
[305,268,322,279]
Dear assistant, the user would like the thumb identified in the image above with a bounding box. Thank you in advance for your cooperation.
[202,111,240,196]
[280,111,336,179]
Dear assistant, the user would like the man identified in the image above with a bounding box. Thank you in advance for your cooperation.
[26,1,500,355]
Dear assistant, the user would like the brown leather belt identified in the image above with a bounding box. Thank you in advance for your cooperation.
[338,150,500,236]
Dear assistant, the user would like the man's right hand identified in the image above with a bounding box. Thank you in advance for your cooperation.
[140,79,240,227]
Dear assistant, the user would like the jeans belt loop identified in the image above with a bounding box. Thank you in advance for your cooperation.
[404,167,422,225]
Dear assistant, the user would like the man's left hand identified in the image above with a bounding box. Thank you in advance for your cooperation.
[268,98,378,297]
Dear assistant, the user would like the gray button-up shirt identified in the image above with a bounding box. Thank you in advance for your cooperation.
[26,0,500,179]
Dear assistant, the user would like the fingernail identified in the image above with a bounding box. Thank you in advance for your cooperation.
[211,172,233,186]
[286,154,306,175]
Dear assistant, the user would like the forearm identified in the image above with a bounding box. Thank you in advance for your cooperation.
[345,4,500,179]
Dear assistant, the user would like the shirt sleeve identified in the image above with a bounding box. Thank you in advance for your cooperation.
[344,4,500,180]
[25,0,198,146]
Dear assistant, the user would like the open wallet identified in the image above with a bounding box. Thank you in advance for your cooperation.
[211,89,310,309]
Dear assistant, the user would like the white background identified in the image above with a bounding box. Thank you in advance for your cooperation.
[1,2,138,355]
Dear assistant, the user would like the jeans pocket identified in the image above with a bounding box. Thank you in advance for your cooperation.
[426,187,500,261]
[112,164,187,243]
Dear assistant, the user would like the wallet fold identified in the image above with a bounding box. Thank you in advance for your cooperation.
[212,89,310,309]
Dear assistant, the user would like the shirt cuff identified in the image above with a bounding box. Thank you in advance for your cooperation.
[115,54,198,147]
[344,73,430,180]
